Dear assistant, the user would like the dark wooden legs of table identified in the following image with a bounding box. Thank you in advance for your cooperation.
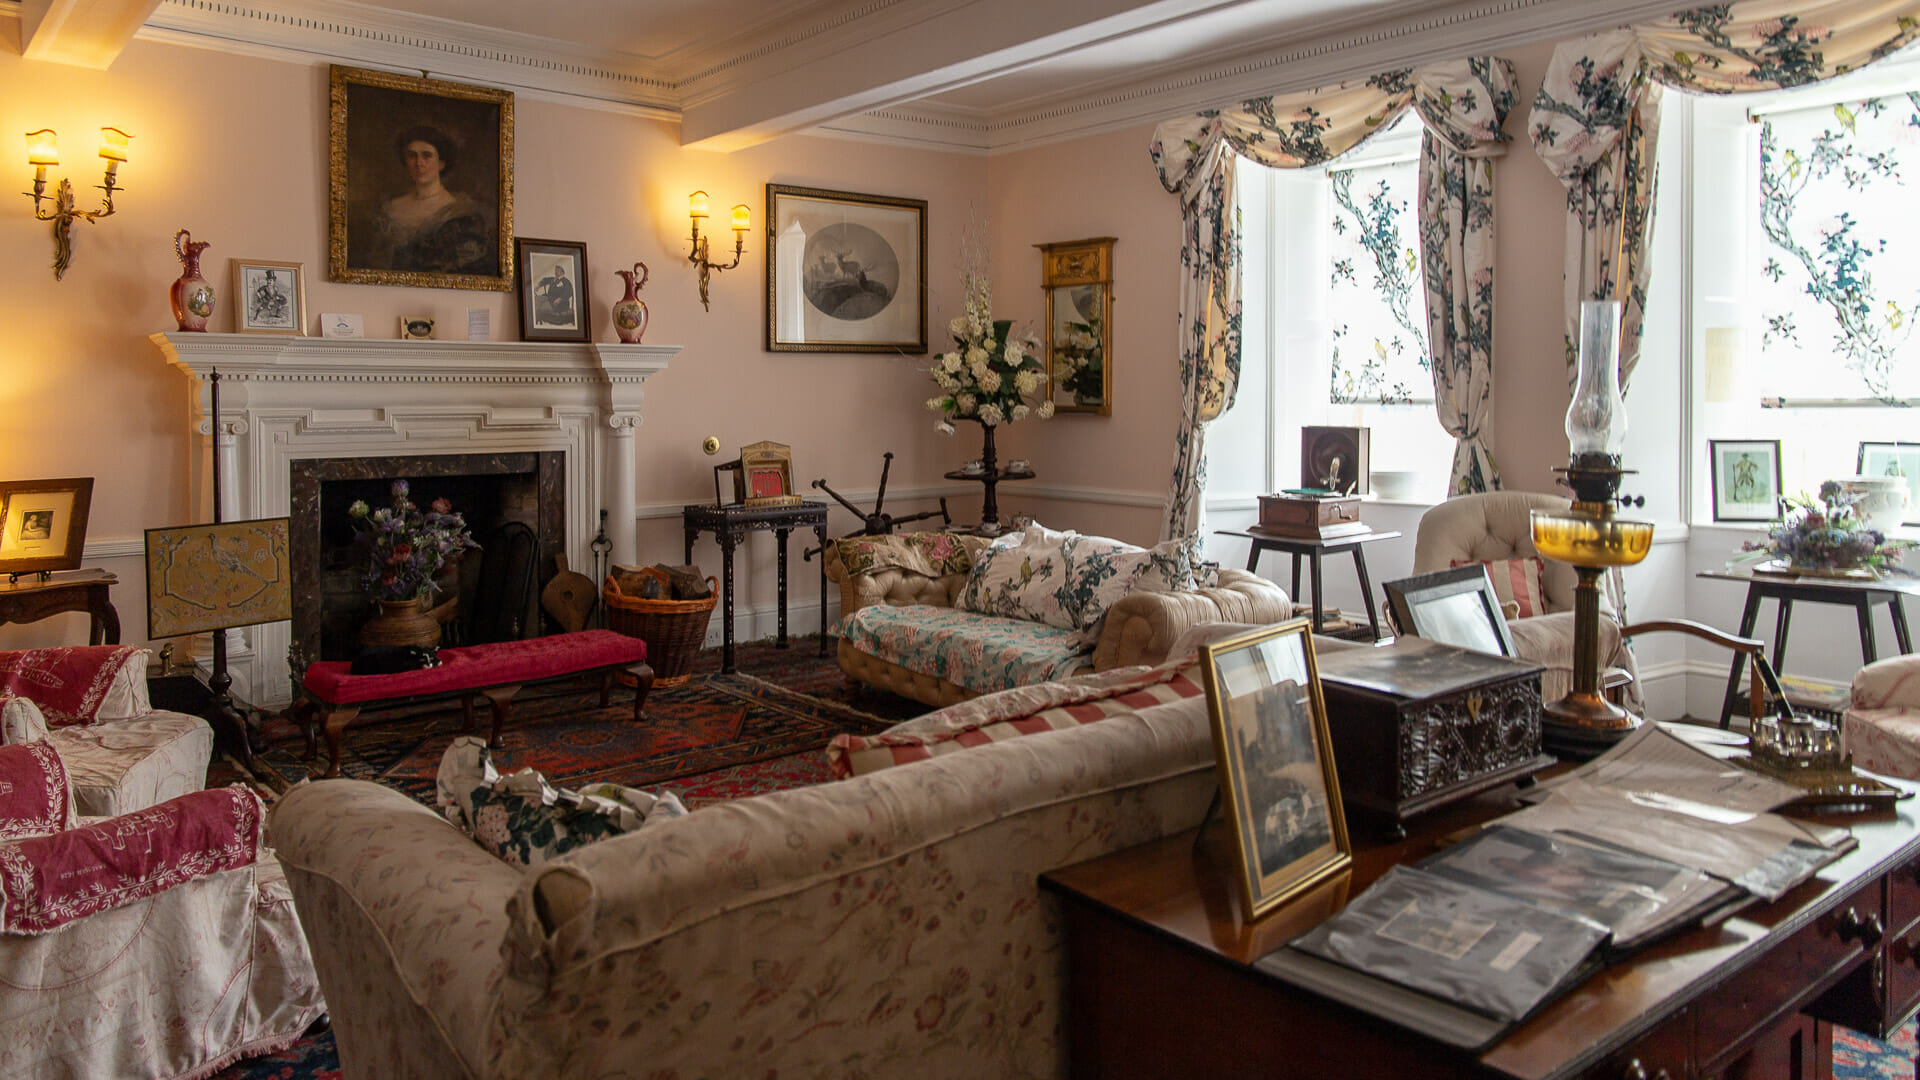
[1717,582,1914,728]
[683,505,832,676]
[1245,544,1385,639]
[815,523,829,657]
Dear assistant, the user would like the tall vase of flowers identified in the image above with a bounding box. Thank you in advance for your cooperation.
[348,479,479,647]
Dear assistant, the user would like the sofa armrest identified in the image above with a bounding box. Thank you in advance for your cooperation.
[825,556,968,615]
[1853,655,1920,711]
[269,779,524,1077]
[1091,569,1291,670]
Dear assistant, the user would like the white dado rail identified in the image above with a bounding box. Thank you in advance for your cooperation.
[151,332,677,706]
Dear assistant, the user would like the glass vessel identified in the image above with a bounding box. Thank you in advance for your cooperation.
[1566,300,1626,467]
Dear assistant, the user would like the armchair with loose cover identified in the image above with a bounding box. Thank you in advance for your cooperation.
[1845,654,1920,779]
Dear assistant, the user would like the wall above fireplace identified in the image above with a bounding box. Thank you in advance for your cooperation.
[151,333,677,706]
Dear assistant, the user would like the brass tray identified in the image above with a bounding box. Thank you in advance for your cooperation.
[1730,751,1910,808]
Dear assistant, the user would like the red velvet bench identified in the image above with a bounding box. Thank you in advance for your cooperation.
[292,629,654,779]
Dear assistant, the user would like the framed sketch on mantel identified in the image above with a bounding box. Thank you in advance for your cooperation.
[765,184,926,353]
[328,64,515,291]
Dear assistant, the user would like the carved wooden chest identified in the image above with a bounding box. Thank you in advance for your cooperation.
[1315,637,1550,836]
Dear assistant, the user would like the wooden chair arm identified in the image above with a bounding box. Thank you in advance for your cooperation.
[1619,618,1765,656]
[1619,618,1788,729]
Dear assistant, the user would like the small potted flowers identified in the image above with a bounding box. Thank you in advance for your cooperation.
[1741,480,1914,577]
[348,479,480,646]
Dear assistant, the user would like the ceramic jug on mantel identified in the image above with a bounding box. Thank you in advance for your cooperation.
[611,262,649,344]
[170,228,214,332]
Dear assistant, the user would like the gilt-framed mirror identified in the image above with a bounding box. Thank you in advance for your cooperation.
[1036,236,1114,415]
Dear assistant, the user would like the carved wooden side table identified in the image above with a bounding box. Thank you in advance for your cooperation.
[0,568,120,644]
[683,501,830,674]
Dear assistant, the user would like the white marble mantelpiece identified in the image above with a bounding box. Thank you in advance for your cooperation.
[151,332,677,705]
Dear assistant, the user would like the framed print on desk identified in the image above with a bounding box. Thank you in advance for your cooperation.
[1708,439,1783,522]
[1198,619,1351,919]
[765,184,926,353]
[513,238,590,343]
[0,477,93,576]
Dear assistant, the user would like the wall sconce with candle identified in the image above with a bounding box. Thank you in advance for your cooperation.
[24,126,130,280]
[687,190,749,311]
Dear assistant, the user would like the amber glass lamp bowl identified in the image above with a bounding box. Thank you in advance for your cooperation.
[1529,509,1654,568]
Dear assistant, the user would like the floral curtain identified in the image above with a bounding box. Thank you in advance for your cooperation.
[1150,59,1514,536]
[1528,0,1920,395]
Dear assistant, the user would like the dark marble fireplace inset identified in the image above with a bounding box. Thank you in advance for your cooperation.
[288,452,564,681]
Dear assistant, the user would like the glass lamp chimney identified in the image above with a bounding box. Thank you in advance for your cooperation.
[1567,299,1627,466]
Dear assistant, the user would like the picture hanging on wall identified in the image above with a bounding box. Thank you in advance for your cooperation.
[328,65,514,291]
[1708,439,1783,523]
[765,184,926,353]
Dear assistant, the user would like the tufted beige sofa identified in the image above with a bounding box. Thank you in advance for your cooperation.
[825,532,1291,707]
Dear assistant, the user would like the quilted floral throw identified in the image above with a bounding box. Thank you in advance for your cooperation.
[0,646,142,726]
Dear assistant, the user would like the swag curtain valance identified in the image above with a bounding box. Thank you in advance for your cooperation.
[1527,0,1920,396]
[1150,58,1516,539]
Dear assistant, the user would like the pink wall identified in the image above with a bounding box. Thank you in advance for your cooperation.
[0,38,988,648]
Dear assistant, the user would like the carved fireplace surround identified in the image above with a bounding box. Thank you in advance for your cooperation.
[152,333,677,707]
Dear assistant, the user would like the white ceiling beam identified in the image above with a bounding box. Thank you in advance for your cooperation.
[18,0,164,67]
[677,0,1255,152]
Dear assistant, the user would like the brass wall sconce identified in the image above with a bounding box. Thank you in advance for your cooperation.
[24,126,131,280]
[687,190,749,311]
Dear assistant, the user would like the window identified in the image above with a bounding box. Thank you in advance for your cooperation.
[1209,112,1457,506]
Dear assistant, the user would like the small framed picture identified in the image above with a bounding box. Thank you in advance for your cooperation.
[400,316,436,340]
[1198,619,1351,919]
[1383,565,1516,658]
[1858,442,1920,525]
[1708,439,1783,522]
[513,237,590,343]
[765,184,926,353]
[0,477,94,575]
[230,259,306,334]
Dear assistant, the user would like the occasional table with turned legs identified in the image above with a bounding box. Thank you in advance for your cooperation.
[682,501,830,675]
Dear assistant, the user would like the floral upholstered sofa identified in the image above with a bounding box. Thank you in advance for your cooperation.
[825,526,1290,707]
[267,632,1254,1080]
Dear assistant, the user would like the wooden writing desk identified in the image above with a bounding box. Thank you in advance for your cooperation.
[0,568,120,644]
[1041,779,1920,1079]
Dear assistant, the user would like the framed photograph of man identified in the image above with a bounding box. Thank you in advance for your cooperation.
[1858,442,1920,525]
[512,238,590,343]
[766,184,926,353]
[328,65,514,291]
[1198,619,1351,918]
[0,477,93,575]
[231,259,306,334]
[1708,439,1783,523]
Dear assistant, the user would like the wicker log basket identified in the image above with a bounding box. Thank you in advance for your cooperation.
[604,567,718,687]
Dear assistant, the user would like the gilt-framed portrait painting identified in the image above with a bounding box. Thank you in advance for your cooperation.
[766,184,926,353]
[328,65,514,291]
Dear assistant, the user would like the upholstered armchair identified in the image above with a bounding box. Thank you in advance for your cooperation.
[1411,491,1640,707]
[1844,654,1920,778]
[0,645,212,817]
[0,740,325,1079]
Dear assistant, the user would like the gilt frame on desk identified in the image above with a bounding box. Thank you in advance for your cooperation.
[0,477,93,576]
[1199,619,1351,918]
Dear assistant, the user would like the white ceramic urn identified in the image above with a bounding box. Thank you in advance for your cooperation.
[1843,474,1910,534]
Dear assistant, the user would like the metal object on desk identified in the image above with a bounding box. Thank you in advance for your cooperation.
[1215,527,1399,640]
[683,500,829,675]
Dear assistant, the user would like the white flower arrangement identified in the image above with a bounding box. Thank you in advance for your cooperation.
[926,268,1053,431]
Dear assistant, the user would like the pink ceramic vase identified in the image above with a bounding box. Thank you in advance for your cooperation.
[170,228,215,332]
[611,262,649,344]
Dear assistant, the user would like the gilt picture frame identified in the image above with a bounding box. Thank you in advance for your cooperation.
[766,184,926,354]
[513,238,590,343]
[0,477,94,576]
[1199,619,1351,918]
[328,64,514,291]
[1037,237,1114,415]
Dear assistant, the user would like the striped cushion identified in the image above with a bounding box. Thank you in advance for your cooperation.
[1454,557,1548,619]
[827,670,1204,778]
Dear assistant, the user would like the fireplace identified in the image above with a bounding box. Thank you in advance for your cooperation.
[292,451,565,668]
[153,333,677,707]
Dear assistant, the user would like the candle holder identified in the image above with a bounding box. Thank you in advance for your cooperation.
[687,191,749,311]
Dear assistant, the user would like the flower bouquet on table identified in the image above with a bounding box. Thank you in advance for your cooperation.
[347,479,480,602]
[925,267,1053,433]
[1738,480,1915,579]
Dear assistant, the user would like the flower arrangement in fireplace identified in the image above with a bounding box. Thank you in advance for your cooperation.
[346,480,479,602]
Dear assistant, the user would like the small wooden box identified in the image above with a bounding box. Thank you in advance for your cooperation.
[1257,495,1364,538]
[1315,637,1549,834]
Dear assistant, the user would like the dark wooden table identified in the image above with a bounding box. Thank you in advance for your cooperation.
[1041,777,1920,1079]
[0,568,120,644]
[1698,566,1918,727]
[1215,527,1401,639]
[683,501,829,674]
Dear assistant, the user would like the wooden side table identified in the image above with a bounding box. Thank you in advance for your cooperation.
[1213,528,1400,639]
[0,568,120,644]
[683,501,830,675]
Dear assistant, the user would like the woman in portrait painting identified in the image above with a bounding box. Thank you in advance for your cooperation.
[367,125,493,274]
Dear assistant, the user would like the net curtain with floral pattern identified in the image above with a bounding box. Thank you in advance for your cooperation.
[1527,0,1920,397]
[1150,58,1517,540]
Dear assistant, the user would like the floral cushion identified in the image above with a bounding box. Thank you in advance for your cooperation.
[0,647,149,726]
[0,696,49,746]
[957,524,1213,640]
[1454,557,1548,619]
[435,736,686,868]
[832,532,975,579]
[836,603,1092,695]
[0,740,73,840]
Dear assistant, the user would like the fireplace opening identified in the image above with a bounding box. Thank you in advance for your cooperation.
[290,452,565,675]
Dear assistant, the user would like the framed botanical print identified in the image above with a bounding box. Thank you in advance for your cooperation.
[231,258,306,334]
[513,238,590,343]
[0,477,94,575]
[766,184,926,353]
[1708,439,1783,522]
[328,65,514,291]
[1198,619,1351,918]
